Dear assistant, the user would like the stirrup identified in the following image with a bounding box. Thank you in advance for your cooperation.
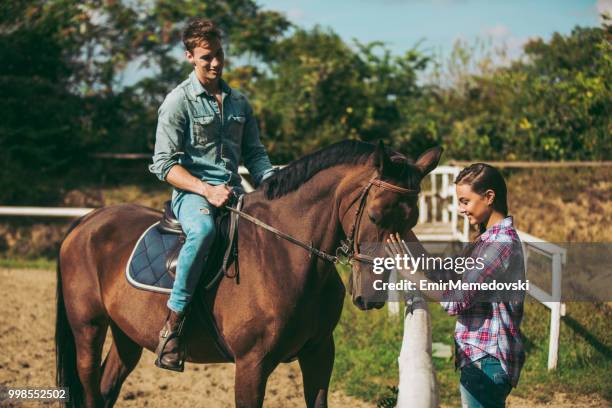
[154,312,187,372]
[154,330,185,372]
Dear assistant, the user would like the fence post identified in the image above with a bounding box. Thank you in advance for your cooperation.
[441,173,449,224]
[547,253,562,370]
[388,268,400,317]
[418,195,427,224]
[430,173,437,221]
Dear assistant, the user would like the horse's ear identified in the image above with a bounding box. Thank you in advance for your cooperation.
[373,140,391,174]
[415,146,443,176]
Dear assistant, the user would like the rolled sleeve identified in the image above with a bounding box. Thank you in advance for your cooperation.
[149,91,187,181]
[441,240,513,315]
[241,102,273,187]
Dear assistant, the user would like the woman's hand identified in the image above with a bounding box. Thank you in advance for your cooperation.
[384,233,416,278]
[385,232,408,259]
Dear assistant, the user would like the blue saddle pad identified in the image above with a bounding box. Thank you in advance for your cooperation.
[126,222,179,294]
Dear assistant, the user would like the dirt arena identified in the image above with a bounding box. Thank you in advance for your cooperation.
[0,267,607,407]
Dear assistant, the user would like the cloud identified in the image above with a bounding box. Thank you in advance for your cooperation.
[477,25,529,64]
[484,24,510,39]
[505,36,530,60]
[596,0,612,17]
[286,8,305,22]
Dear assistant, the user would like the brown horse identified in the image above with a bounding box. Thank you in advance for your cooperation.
[55,140,441,407]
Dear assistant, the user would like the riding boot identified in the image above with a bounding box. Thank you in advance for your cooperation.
[154,309,187,372]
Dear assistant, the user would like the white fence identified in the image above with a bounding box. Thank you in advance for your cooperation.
[415,165,469,242]
[0,167,257,218]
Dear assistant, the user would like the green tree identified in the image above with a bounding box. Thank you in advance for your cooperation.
[249,27,430,162]
[395,19,612,161]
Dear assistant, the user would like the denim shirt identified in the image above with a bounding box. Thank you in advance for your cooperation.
[149,71,275,188]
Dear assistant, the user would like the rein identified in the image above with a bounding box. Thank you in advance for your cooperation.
[225,206,338,263]
[225,177,420,265]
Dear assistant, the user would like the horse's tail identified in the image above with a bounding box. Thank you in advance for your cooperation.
[55,218,84,407]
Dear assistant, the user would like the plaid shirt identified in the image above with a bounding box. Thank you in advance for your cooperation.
[438,216,526,387]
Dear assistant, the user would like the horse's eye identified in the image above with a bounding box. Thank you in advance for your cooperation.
[398,202,413,215]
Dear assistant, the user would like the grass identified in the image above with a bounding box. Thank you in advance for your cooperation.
[0,257,55,270]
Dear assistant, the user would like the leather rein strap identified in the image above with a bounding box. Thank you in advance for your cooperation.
[225,205,338,263]
[225,177,419,265]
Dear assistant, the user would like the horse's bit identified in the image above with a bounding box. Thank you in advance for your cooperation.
[225,176,420,265]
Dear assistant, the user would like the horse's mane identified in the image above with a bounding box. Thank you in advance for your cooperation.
[260,140,420,200]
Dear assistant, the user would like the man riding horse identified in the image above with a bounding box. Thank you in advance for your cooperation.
[148,18,275,371]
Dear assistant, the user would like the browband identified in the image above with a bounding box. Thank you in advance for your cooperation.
[370,178,420,195]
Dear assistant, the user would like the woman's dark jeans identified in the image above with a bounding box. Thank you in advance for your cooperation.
[459,356,512,408]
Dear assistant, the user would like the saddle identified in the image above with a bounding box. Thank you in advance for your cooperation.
[161,199,240,287]
[126,197,242,294]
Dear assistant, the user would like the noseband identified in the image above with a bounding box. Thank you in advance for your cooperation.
[226,176,419,265]
[336,177,420,265]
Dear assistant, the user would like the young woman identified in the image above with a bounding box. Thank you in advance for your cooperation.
[388,163,525,408]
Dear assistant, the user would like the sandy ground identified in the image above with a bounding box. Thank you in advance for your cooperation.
[0,268,608,408]
[0,268,369,408]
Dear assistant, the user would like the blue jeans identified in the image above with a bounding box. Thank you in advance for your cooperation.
[460,356,512,408]
[167,190,218,313]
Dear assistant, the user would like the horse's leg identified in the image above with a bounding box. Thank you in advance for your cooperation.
[72,318,109,407]
[100,323,143,407]
[298,335,335,408]
[234,356,276,408]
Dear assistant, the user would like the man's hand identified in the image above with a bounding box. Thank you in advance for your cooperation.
[201,182,232,207]
[166,165,232,207]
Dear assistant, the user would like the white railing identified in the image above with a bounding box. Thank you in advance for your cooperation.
[517,230,566,370]
[415,165,469,242]
[0,206,92,217]
[0,167,257,218]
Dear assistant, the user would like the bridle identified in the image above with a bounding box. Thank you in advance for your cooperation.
[335,177,420,265]
[225,176,420,265]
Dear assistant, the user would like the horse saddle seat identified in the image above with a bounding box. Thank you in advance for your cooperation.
[126,198,242,294]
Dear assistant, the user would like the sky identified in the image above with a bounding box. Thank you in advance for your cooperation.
[256,0,610,61]
[121,0,610,86]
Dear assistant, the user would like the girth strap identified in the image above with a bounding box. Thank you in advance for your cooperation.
[221,194,243,281]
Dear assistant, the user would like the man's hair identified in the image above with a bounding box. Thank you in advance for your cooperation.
[182,18,222,53]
